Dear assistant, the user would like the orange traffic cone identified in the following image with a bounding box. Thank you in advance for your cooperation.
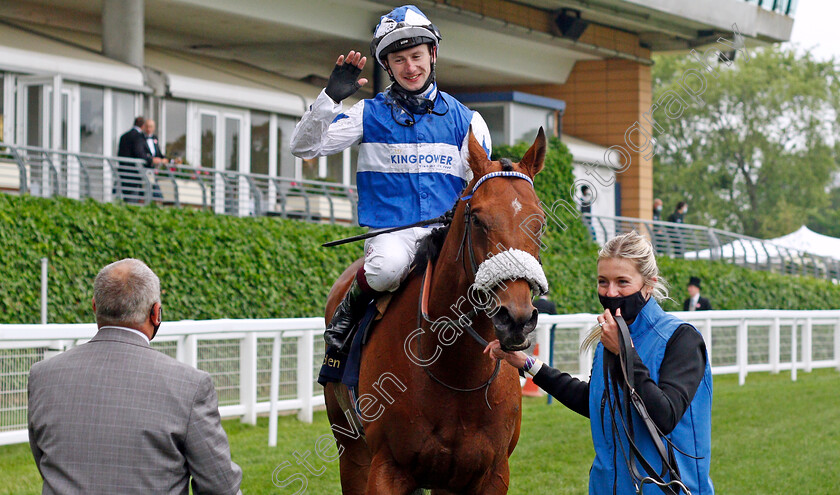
[521,344,542,397]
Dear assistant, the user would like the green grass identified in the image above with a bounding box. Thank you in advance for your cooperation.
[2,369,838,494]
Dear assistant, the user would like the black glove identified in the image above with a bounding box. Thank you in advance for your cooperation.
[325,61,363,104]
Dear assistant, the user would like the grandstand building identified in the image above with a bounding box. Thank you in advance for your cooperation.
[0,0,794,221]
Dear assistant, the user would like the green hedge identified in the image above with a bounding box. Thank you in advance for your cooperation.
[0,194,363,323]
[2,193,839,324]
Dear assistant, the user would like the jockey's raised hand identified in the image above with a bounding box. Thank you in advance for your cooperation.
[325,51,369,103]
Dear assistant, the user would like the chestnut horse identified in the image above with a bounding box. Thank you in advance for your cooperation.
[324,129,548,494]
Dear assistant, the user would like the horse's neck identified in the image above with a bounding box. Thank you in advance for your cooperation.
[428,215,472,319]
[421,216,496,376]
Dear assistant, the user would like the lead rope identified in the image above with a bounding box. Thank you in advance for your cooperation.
[413,258,501,410]
[609,315,693,495]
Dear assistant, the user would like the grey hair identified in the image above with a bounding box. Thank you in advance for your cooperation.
[580,231,670,352]
[94,259,161,327]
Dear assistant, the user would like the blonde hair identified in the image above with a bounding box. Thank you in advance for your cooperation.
[580,231,670,352]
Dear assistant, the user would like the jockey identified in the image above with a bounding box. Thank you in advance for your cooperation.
[291,4,492,353]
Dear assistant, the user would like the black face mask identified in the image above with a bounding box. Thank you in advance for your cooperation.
[599,290,648,321]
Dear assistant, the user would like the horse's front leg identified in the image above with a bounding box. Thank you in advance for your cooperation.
[465,459,511,495]
[365,452,417,495]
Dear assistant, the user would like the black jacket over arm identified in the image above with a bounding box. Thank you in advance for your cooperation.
[117,128,153,167]
[531,324,706,434]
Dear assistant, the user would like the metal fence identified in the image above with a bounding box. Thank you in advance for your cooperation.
[0,143,358,225]
[2,310,838,447]
[741,0,798,16]
[585,214,840,281]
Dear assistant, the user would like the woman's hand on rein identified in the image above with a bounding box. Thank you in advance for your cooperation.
[483,340,528,369]
[599,308,621,355]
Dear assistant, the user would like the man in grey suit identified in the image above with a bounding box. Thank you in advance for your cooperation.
[27,259,242,494]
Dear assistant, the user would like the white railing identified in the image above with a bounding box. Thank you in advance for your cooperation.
[539,310,840,386]
[0,318,327,447]
[1,310,838,447]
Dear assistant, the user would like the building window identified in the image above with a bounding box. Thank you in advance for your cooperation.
[80,85,104,154]
[301,157,318,181]
[164,99,186,162]
[475,104,505,147]
[0,75,4,142]
[326,152,343,183]
[251,111,269,175]
[111,90,136,153]
[200,114,216,169]
[276,114,297,179]
[224,117,240,172]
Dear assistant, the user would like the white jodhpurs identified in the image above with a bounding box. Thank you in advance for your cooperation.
[362,226,435,293]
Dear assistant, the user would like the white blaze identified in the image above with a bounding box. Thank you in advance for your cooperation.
[511,197,522,215]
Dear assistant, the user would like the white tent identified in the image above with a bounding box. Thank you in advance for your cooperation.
[766,226,840,261]
[684,226,840,264]
[685,238,781,263]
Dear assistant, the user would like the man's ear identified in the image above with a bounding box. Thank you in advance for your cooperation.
[151,302,162,325]
[92,297,96,314]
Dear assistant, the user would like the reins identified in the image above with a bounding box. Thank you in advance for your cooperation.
[409,171,535,410]
[606,315,695,495]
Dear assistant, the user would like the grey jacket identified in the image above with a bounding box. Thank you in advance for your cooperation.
[28,327,242,494]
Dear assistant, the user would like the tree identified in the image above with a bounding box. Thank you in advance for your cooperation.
[652,44,840,238]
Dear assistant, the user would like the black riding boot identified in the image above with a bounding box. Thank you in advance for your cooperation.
[325,278,374,354]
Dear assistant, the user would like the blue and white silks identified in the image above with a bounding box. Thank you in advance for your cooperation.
[290,84,491,228]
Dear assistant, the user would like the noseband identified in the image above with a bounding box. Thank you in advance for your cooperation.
[413,170,547,408]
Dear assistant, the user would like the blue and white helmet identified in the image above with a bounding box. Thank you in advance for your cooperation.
[370,5,441,71]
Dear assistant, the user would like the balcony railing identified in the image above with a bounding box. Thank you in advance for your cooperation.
[0,143,358,225]
[585,213,840,281]
[741,0,798,16]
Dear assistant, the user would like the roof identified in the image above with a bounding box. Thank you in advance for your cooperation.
[455,91,566,111]
[563,134,621,169]
[0,23,145,91]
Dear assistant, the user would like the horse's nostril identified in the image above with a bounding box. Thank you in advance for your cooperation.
[492,306,513,331]
[523,308,539,334]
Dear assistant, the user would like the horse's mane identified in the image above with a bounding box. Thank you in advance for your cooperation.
[412,207,454,275]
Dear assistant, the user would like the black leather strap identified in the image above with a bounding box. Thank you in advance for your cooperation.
[609,315,690,495]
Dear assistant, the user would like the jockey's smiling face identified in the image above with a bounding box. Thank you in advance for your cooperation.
[386,44,434,92]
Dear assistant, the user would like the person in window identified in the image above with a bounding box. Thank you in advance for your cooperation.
[485,231,714,494]
[116,116,152,202]
[141,119,169,167]
[290,5,492,354]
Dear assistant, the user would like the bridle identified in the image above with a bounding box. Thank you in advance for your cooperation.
[412,170,539,409]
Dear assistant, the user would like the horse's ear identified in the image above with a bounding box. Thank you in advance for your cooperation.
[467,127,491,177]
[519,127,546,178]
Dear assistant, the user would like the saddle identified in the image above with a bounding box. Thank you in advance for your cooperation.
[317,292,392,387]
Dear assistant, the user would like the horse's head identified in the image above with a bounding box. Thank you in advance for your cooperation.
[461,128,548,352]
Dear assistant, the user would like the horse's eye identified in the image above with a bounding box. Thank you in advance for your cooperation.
[473,215,490,230]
